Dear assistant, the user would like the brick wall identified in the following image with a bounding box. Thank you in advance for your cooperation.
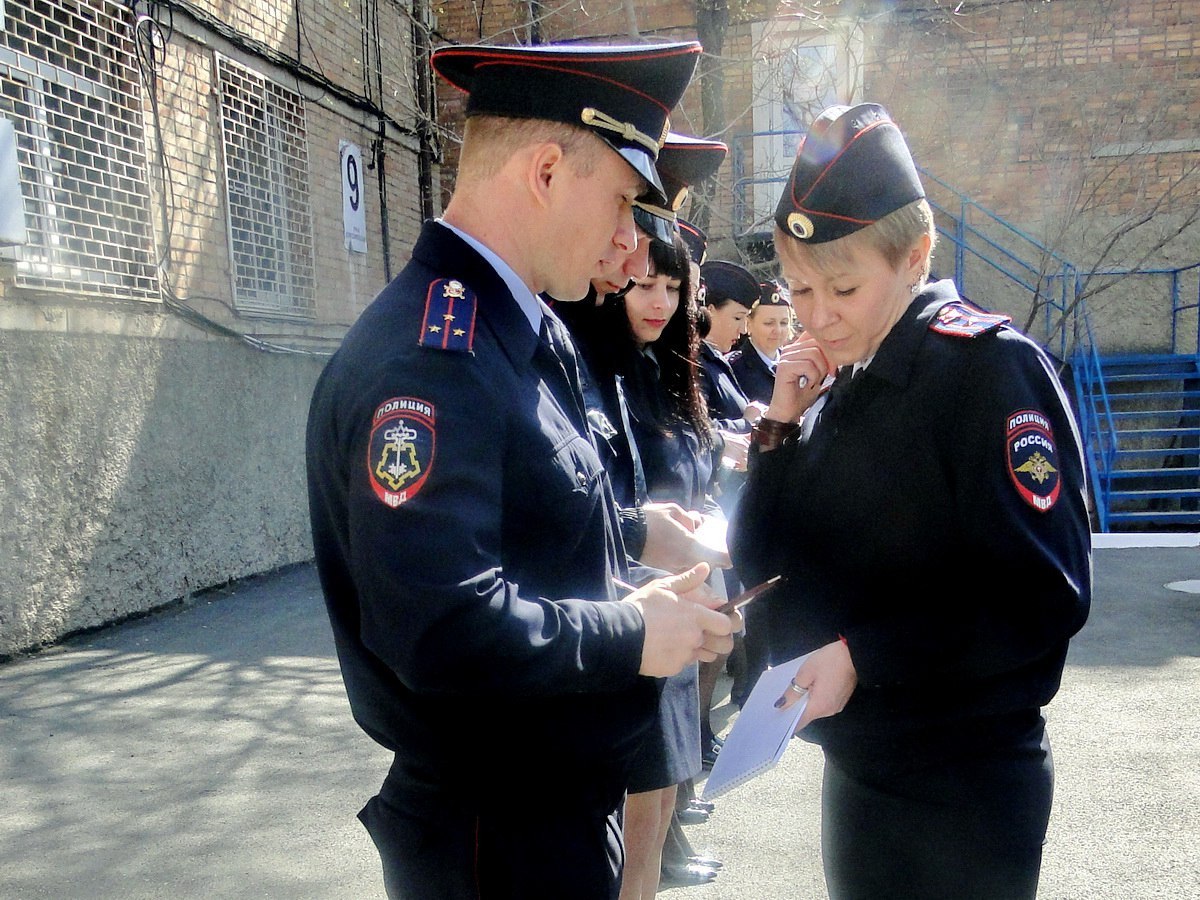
[431,0,1200,274]
[867,1,1200,254]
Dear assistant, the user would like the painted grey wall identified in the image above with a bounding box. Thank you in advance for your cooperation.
[0,330,326,657]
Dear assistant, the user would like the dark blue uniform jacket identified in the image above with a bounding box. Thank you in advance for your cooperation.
[729,343,777,406]
[699,341,753,433]
[306,222,656,812]
[731,282,1092,777]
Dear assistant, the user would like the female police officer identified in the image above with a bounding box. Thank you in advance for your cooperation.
[729,103,1091,899]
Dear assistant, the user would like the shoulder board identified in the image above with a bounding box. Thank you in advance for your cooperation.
[419,278,477,352]
[929,300,1011,338]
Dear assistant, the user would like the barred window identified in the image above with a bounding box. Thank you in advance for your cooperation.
[0,0,158,300]
[215,54,315,319]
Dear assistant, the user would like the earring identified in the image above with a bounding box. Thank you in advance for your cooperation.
[908,282,921,296]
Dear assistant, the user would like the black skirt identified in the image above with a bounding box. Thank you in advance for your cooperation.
[627,663,701,793]
[820,715,1053,900]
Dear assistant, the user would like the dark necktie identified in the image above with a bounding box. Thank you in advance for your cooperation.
[537,315,591,437]
[815,366,860,430]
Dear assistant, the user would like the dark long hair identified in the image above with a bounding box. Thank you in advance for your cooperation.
[588,233,713,448]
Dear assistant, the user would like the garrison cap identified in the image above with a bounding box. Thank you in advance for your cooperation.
[431,41,701,204]
[633,132,727,243]
[677,218,708,265]
[700,259,759,309]
[774,102,925,244]
[753,280,790,310]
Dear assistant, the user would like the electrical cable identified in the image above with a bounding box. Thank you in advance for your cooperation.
[127,0,341,357]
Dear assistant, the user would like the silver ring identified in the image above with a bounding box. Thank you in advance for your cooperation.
[797,375,810,389]
[788,679,808,695]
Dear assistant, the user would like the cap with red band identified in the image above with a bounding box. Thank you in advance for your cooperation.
[432,41,701,205]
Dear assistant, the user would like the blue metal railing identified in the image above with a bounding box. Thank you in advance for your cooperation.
[1070,300,1121,531]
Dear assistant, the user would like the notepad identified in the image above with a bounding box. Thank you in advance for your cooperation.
[700,651,812,800]
[692,514,728,558]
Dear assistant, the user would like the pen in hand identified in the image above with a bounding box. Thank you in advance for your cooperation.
[716,575,783,615]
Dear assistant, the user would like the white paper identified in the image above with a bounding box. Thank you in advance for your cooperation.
[701,651,811,800]
[692,514,729,558]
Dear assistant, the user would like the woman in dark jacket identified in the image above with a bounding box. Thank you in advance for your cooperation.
[729,280,793,406]
[731,102,1091,900]
[575,232,719,900]
[697,259,764,438]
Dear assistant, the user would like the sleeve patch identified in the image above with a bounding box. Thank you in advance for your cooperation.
[419,279,477,352]
[368,397,436,508]
[930,300,1011,338]
[1006,409,1060,512]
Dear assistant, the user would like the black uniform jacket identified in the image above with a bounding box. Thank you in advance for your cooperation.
[622,351,716,512]
[307,222,656,812]
[698,341,753,433]
[730,281,1092,775]
[729,342,777,406]
[555,299,644,512]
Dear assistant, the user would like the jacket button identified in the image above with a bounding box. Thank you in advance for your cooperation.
[576,470,588,485]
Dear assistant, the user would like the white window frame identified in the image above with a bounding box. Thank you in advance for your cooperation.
[747,20,865,229]
[0,0,158,300]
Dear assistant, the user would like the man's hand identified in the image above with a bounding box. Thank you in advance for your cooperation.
[627,563,738,677]
[773,638,857,732]
[639,502,731,573]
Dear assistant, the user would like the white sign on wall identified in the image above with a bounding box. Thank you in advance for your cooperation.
[340,140,367,254]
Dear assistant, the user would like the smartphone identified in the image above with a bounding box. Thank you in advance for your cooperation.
[717,575,783,615]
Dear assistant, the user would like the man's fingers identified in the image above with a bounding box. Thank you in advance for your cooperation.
[657,562,710,596]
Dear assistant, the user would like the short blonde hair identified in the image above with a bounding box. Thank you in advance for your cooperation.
[459,114,604,180]
[774,198,937,281]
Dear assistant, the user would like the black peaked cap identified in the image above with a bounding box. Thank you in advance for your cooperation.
[634,132,727,242]
[432,41,701,204]
[677,218,707,265]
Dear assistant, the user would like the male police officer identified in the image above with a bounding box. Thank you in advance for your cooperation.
[306,42,736,898]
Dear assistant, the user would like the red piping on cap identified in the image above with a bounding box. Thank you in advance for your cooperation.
[790,118,894,210]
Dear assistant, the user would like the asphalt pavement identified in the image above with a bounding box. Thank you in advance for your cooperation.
[2,535,1197,899]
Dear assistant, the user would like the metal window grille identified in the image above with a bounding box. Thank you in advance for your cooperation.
[0,0,158,300]
[215,54,315,319]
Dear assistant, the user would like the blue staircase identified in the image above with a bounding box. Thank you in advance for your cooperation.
[729,135,1200,530]
[1073,351,1200,530]
[918,168,1200,532]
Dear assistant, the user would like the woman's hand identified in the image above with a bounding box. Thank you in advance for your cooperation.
[774,638,857,732]
[743,400,769,425]
[720,430,751,471]
[765,333,832,424]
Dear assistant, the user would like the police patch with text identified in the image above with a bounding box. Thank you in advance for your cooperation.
[1006,409,1060,512]
[368,397,436,508]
